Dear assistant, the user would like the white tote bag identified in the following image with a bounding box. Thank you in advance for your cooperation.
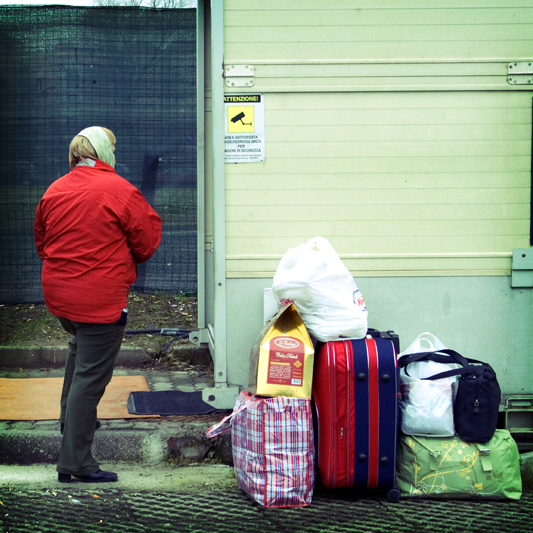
[398,333,459,437]
[272,237,368,342]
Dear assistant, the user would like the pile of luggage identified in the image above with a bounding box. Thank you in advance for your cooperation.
[207,237,523,507]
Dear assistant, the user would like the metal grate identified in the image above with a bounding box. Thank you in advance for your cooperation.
[0,6,197,303]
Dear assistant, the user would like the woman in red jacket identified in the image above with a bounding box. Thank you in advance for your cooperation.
[34,126,162,483]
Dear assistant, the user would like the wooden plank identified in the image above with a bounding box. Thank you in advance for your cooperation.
[260,141,531,159]
[225,25,533,43]
[226,204,530,222]
[227,269,512,278]
[263,91,532,110]
[225,8,533,27]
[252,81,524,93]
[260,125,530,142]
[226,188,529,206]
[265,108,530,126]
[227,172,531,189]
[226,220,528,238]
[226,257,512,276]
[225,1,533,12]
[226,156,531,174]
[254,62,507,79]
[225,235,530,255]
[225,41,533,61]
[261,62,510,78]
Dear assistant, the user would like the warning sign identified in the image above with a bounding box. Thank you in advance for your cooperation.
[224,94,265,163]
[228,106,254,133]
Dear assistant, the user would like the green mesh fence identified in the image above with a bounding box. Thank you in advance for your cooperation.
[0,6,197,303]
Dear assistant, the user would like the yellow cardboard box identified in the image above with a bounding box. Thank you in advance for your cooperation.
[248,303,314,398]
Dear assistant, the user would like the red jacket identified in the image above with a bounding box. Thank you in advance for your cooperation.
[34,160,162,323]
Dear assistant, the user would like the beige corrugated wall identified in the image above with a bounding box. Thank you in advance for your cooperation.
[222,0,533,278]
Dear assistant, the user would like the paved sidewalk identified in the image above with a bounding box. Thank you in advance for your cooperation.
[0,366,233,467]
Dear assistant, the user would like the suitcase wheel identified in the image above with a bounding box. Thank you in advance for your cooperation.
[387,486,401,503]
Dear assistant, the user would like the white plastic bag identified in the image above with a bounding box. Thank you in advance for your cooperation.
[400,371,456,437]
[399,332,447,358]
[272,237,368,342]
[398,333,459,437]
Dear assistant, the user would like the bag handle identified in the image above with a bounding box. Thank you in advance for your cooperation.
[398,349,472,380]
[205,392,257,439]
[399,332,448,357]
[399,349,490,381]
[398,348,469,368]
[425,359,489,381]
[304,236,348,275]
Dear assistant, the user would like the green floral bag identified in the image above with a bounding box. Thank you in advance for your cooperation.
[396,429,522,499]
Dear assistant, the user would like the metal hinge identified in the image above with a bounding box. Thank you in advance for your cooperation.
[508,62,533,85]
[225,65,254,87]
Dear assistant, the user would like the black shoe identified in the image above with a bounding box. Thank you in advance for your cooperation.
[58,470,118,483]
[60,420,101,435]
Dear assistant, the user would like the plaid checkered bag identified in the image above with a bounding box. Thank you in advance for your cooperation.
[206,391,315,508]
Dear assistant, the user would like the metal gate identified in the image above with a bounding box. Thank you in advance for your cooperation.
[0,6,197,303]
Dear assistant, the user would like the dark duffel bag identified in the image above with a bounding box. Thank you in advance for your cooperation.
[399,349,501,444]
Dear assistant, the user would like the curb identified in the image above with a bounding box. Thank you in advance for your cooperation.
[0,417,233,468]
[0,343,212,369]
[0,346,150,368]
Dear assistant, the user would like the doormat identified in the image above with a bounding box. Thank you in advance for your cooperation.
[127,390,226,416]
[0,376,157,421]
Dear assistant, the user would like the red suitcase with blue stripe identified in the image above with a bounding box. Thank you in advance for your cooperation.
[312,334,401,501]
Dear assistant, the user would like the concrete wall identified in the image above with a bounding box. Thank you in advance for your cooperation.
[226,276,533,396]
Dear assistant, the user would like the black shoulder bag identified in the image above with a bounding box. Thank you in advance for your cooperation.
[398,349,501,444]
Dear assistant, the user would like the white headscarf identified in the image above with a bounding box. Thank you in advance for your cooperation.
[77,126,116,168]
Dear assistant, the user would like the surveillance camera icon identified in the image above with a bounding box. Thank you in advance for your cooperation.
[231,111,252,126]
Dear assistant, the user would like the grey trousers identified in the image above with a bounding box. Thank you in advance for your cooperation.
[57,317,125,476]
